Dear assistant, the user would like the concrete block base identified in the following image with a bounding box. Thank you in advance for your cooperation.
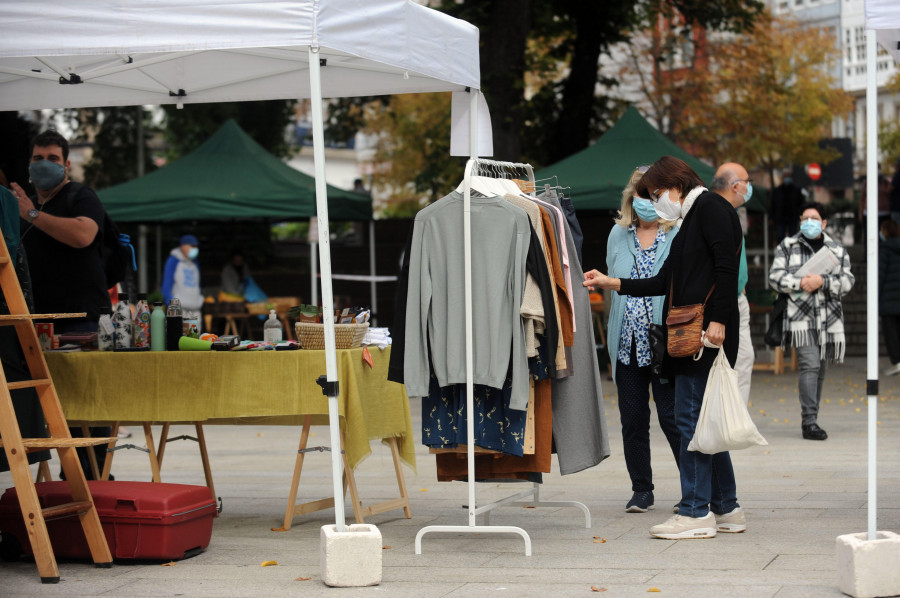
[836,531,900,598]
[320,524,382,587]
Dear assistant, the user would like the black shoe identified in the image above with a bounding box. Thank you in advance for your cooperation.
[625,491,654,513]
[802,423,828,440]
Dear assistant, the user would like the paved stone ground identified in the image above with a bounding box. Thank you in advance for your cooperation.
[1,356,898,597]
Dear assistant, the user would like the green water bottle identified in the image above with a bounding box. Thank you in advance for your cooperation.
[151,301,166,351]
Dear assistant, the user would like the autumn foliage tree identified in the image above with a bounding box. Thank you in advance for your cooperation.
[678,12,853,183]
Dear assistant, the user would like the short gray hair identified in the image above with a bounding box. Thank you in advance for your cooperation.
[710,176,729,192]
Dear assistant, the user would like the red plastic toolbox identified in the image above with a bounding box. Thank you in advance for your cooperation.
[0,481,216,561]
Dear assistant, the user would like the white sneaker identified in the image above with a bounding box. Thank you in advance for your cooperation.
[649,513,717,539]
[714,507,746,533]
[886,363,900,376]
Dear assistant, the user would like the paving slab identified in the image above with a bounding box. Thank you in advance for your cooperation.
[1,356,898,597]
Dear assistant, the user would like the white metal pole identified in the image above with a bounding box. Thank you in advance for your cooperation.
[310,239,318,306]
[369,220,377,324]
[308,46,345,532]
[465,90,478,527]
[865,29,878,542]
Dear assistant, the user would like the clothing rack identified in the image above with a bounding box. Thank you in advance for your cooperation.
[415,94,589,555]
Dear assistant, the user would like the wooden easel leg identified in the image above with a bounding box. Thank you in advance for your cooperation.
[156,422,171,468]
[388,437,412,519]
[100,422,119,481]
[282,415,313,530]
[81,423,101,480]
[142,423,161,483]
[35,460,51,483]
[340,428,364,524]
[194,423,216,501]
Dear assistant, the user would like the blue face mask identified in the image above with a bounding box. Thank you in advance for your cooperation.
[29,160,65,190]
[743,182,753,202]
[800,218,822,239]
[188,247,199,260]
[632,196,659,222]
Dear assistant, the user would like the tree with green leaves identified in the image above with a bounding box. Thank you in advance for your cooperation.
[161,100,296,160]
[69,106,159,190]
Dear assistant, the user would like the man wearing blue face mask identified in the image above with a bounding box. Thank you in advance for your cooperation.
[12,130,112,331]
[162,234,204,323]
[12,130,114,480]
[711,163,755,406]
[769,202,855,440]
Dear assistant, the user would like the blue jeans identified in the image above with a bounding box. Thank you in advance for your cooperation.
[674,372,739,517]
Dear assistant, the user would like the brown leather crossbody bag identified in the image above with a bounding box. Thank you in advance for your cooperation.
[665,281,714,358]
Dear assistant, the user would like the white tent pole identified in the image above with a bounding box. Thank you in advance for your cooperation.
[865,28,878,542]
[308,45,345,532]
[369,220,377,323]
[465,89,478,527]
[310,239,318,306]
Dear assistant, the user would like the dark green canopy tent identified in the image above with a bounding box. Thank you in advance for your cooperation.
[98,119,372,222]
[535,106,766,213]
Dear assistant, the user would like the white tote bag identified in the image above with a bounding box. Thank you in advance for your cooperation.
[688,342,768,454]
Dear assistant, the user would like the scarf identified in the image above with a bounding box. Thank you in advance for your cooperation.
[777,233,853,362]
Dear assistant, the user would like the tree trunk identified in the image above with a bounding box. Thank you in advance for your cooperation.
[480,0,531,161]
[548,5,604,164]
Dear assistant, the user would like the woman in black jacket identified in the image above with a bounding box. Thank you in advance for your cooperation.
[584,156,744,540]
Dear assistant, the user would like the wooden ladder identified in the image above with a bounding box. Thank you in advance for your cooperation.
[0,240,115,583]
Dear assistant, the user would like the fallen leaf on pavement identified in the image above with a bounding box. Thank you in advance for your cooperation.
[261,560,278,567]
[161,562,176,567]
[295,576,311,581]
[591,586,607,592]
[271,526,287,532]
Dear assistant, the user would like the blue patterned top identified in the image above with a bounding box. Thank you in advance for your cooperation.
[617,226,665,367]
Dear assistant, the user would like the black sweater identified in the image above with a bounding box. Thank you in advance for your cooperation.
[619,190,741,376]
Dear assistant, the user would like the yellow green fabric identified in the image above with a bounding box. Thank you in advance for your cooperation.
[45,346,414,471]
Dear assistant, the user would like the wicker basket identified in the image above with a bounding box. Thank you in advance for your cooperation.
[295,322,369,350]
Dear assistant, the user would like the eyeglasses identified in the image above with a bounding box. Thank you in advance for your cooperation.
[636,165,650,174]
[731,177,752,185]
[649,188,662,202]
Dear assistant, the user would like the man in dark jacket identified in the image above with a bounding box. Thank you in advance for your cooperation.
[880,219,900,376]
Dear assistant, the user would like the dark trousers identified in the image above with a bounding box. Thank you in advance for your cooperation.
[615,346,680,492]
[55,319,110,480]
[884,314,900,365]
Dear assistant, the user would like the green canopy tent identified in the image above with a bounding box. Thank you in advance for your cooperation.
[534,106,766,214]
[99,119,371,222]
[98,119,376,309]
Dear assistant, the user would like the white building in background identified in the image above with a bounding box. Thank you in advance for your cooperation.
[772,0,900,168]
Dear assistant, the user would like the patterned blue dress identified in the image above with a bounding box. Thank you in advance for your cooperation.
[617,226,665,368]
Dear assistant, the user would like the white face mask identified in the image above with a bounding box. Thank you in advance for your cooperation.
[653,189,682,221]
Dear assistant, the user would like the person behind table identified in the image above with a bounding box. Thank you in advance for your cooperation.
[220,249,250,296]
[768,201,854,440]
[162,234,204,327]
[880,219,900,377]
[606,166,680,514]
[583,155,745,540]
[10,130,113,480]
[710,162,755,405]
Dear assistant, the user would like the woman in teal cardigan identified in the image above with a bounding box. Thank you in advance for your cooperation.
[605,167,680,514]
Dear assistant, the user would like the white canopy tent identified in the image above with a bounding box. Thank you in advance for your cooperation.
[0,0,480,533]
[863,0,900,542]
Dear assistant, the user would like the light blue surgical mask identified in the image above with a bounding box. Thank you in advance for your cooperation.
[800,218,822,239]
[188,247,199,260]
[743,182,753,202]
[632,196,659,222]
[28,160,65,190]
